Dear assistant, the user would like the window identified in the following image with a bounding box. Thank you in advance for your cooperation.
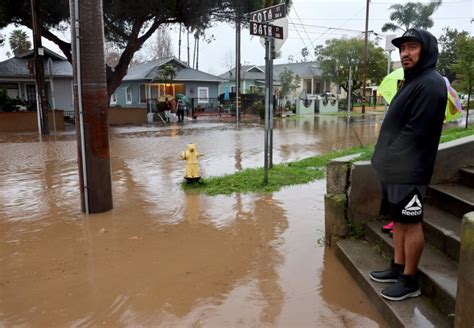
[304,79,312,94]
[314,82,321,95]
[139,84,147,103]
[125,86,132,104]
[197,87,209,103]
[230,85,236,93]
[110,93,117,105]
[249,85,263,95]
[0,83,19,98]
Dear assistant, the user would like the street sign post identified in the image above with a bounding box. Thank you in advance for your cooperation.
[250,3,286,23]
[249,3,287,183]
[259,17,288,58]
[250,21,284,39]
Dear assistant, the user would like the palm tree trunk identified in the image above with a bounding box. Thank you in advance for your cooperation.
[70,0,113,213]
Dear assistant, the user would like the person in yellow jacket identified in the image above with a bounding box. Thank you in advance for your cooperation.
[180,143,203,182]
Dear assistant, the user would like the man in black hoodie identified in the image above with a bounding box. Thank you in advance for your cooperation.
[369,28,447,301]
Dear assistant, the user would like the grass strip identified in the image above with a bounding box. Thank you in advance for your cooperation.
[440,125,474,143]
[183,124,474,196]
[183,146,370,195]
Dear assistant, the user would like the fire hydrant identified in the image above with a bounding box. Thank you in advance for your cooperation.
[180,143,203,182]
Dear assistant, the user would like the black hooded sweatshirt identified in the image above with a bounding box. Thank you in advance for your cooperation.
[371,29,447,185]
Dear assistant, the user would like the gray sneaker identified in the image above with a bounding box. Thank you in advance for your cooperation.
[381,273,421,301]
[370,260,404,283]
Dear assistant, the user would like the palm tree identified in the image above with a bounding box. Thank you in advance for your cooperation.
[9,29,31,57]
[382,0,442,32]
[159,63,176,83]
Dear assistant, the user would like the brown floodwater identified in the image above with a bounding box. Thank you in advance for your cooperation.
[0,115,389,327]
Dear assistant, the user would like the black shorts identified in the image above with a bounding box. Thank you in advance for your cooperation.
[380,182,427,224]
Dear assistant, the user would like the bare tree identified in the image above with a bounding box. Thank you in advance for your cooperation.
[143,26,174,60]
[222,49,235,71]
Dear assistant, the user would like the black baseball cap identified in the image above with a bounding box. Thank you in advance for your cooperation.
[392,29,423,48]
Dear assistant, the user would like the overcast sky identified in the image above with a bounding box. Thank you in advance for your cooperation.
[0,0,472,76]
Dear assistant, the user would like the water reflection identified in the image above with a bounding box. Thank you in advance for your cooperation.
[0,116,387,326]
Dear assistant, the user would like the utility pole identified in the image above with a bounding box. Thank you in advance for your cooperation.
[235,18,241,122]
[196,35,199,70]
[70,0,113,214]
[178,23,182,61]
[187,30,190,66]
[30,0,49,134]
[361,0,370,114]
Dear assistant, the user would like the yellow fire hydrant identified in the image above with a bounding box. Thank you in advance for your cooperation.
[180,143,203,182]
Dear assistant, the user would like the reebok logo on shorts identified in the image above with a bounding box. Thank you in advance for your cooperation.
[402,194,422,216]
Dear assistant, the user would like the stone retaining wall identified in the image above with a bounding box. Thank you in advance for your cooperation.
[325,135,474,244]
[455,211,474,328]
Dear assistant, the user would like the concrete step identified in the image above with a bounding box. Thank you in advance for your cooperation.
[423,204,461,262]
[336,239,451,328]
[365,221,458,318]
[426,183,474,218]
[459,167,474,188]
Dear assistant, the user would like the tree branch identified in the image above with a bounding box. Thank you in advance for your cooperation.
[107,17,163,97]
[40,27,72,63]
[104,16,129,41]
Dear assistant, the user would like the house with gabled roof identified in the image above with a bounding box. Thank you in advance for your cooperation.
[113,57,226,111]
[218,61,338,103]
[0,48,73,111]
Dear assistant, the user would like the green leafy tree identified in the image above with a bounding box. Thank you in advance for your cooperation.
[452,35,474,128]
[382,0,442,32]
[279,67,300,104]
[315,38,387,94]
[0,0,275,97]
[438,27,469,81]
[9,29,31,56]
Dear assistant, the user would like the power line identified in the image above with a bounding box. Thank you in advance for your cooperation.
[292,7,316,59]
[288,4,366,58]
[371,0,470,3]
[288,15,314,60]
[293,16,472,21]
[295,0,469,2]
[308,5,366,45]
[289,22,364,33]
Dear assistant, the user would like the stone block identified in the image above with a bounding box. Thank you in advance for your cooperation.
[324,193,348,246]
[432,136,474,184]
[326,153,362,194]
[347,161,381,227]
[455,211,474,328]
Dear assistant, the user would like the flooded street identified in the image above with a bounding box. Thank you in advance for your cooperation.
[0,115,388,327]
